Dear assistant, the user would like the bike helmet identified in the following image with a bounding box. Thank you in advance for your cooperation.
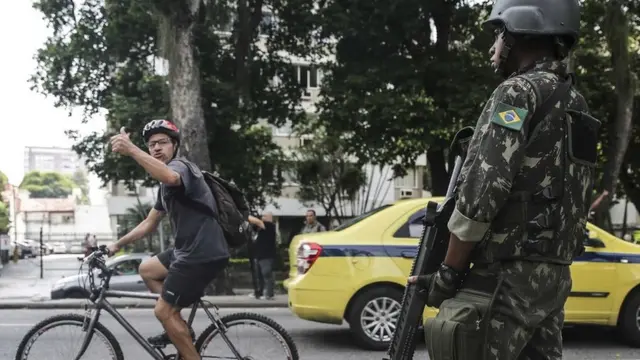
[142,119,181,145]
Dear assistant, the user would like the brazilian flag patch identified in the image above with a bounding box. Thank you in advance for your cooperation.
[490,102,528,131]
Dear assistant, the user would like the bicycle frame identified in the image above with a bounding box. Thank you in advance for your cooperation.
[74,263,244,360]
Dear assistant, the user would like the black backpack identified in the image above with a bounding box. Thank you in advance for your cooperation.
[176,161,252,249]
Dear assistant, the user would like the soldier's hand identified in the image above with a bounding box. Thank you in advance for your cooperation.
[408,267,460,308]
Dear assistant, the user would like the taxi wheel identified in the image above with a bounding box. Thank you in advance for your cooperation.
[347,286,403,350]
[618,290,640,347]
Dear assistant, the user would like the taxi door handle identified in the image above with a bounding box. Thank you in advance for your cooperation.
[401,251,417,259]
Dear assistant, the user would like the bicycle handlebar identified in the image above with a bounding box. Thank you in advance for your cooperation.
[77,245,112,294]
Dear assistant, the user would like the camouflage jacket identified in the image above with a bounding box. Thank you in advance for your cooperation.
[447,59,598,265]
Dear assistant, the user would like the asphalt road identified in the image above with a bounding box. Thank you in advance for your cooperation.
[3,308,640,360]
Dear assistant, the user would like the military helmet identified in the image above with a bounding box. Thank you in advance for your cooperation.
[483,0,581,50]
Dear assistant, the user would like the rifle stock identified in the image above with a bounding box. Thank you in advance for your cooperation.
[383,127,474,360]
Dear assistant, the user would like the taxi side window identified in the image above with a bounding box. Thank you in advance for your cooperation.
[393,209,426,238]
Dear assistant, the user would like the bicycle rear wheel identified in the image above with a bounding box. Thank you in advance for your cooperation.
[195,312,299,360]
[15,313,123,360]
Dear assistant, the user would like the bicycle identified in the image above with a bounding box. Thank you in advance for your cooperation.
[15,245,299,360]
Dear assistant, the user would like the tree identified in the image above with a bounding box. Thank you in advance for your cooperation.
[292,129,367,222]
[0,171,7,190]
[123,200,155,252]
[72,169,90,205]
[19,171,75,199]
[0,203,9,235]
[313,0,496,196]
[31,0,316,210]
[0,170,9,235]
[571,0,640,230]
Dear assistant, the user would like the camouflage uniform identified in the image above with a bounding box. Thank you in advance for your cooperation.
[424,59,598,360]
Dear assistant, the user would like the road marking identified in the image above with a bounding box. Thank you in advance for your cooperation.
[0,323,34,327]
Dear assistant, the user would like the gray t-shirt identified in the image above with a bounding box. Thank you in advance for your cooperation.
[154,157,230,265]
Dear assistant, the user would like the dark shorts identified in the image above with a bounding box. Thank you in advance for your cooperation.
[156,248,229,308]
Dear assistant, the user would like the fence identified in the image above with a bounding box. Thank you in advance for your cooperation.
[11,230,172,256]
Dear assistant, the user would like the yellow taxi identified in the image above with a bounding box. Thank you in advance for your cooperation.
[284,197,640,350]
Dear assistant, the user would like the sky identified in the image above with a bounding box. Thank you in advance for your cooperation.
[0,2,106,202]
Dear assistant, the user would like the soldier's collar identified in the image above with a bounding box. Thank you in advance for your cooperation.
[511,58,567,77]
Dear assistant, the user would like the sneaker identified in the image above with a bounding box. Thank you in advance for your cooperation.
[148,327,196,346]
[264,296,275,300]
[248,293,264,300]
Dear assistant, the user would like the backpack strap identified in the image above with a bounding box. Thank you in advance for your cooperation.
[519,73,573,143]
[173,159,219,220]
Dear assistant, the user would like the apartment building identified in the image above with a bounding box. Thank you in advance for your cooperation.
[23,146,85,176]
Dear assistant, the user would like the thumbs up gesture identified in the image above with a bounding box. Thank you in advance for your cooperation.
[110,126,136,156]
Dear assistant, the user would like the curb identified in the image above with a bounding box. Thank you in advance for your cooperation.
[0,300,289,310]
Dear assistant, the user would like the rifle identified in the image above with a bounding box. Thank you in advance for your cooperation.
[383,126,475,360]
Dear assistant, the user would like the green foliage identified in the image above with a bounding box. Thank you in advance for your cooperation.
[0,171,7,190]
[313,0,497,193]
[0,202,9,235]
[71,169,90,205]
[291,129,367,219]
[19,171,76,199]
[0,170,9,234]
[572,0,640,216]
[31,0,318,210]
[29,0,640,222]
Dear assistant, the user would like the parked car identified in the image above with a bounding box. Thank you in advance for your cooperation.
[51,242,68,254]
[13,241,35,259]
[50,253,151,299]
[284,197,640,350]
[68,242,85,254]
[22,240,42,256]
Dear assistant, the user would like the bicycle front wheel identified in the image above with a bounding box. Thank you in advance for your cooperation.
[195,312,299,360]
[15,313,124,360]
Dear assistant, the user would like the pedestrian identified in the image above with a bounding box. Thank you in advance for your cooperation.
[409,0,600,359]
[300,209,326,234]
[247,212,277,300]
[246,218,261,299]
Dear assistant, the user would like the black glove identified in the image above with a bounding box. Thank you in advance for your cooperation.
[412,264,464,308]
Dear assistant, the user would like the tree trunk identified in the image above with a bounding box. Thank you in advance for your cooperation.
[156,0,232,295]
[595,1,636,229]
[169,25,211,171]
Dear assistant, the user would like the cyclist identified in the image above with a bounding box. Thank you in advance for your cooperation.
[108,119,230,360]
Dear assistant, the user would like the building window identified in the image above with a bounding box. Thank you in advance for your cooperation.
[273,122,293,136]
[260,163,283,183]
[282,169,298,186]
[293,65,319,97]
[259,11,276,34]
[394,169,418,189]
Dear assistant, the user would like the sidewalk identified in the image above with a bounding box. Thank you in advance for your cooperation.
[0,294,289,309]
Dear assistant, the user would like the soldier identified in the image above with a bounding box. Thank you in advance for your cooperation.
[409,0,600,359]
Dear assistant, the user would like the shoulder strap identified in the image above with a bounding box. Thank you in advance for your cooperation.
[173,159,219,220]
[520,74,573,140]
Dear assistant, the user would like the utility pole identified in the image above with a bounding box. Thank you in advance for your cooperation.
[39,225,43,279]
